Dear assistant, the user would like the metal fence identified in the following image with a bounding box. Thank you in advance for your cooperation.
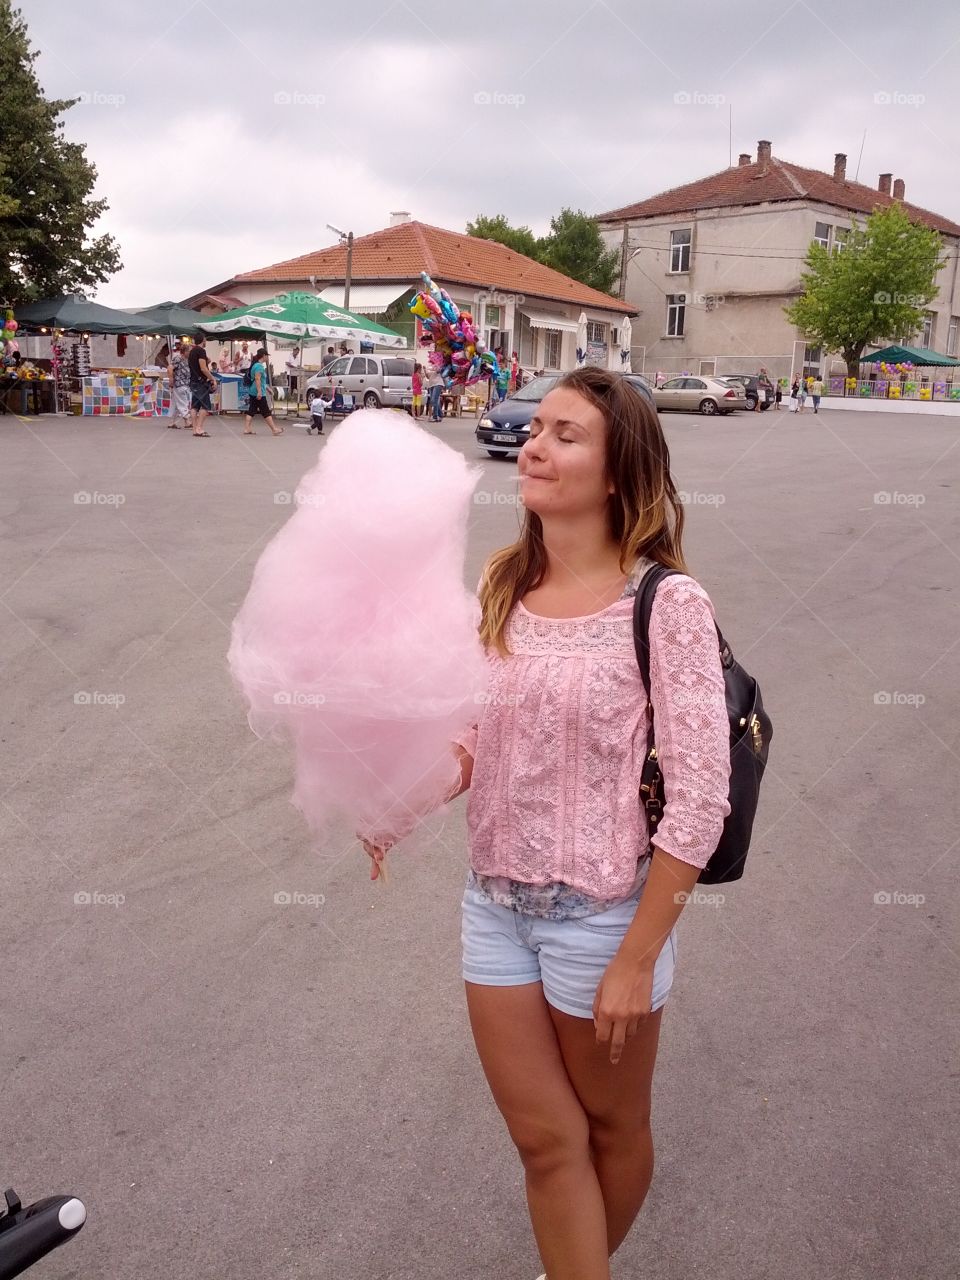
[826,374,960,401]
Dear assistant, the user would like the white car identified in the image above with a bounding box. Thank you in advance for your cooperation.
[304,354,414,410]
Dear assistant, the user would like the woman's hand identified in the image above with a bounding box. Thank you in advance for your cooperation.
[592,951,656,1065]
[358,834,395,881]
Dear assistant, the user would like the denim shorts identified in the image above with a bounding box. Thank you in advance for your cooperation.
[461,885,678,1019]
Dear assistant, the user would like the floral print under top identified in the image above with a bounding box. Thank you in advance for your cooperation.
[455,556,731,921]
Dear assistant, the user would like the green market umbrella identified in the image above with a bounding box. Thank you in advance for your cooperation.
[132,301,207,337]
[860,344,960,367]
[16,294,150,335]
[198,291,407,347]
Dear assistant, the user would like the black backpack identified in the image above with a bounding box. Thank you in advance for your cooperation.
[632,565,772,884]
[241,364,253,389]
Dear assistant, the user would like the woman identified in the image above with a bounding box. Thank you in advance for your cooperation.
[242,348,283,437]
[363,367,730,1280]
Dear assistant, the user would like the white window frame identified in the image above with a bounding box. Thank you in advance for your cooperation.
[948,316,959,357]
[666,294,686,337]
[543,330,562,369]
[669,228,692,273]
[833,227,849,253]
[813,221,831,250]
[485,304,502,328]
[921,312,935,347]
[586,320,606,343]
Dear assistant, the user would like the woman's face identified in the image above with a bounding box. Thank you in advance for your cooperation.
[517,386,613,517]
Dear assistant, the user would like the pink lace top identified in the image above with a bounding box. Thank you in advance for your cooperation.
[454,561,731,902]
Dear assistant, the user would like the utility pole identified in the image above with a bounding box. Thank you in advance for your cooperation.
[326,224,354,309]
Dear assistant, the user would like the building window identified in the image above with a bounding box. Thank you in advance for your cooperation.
[921,312,935,347]
[666,294,686,337]
[803,345,823,377]
[948,316,959,357]
[586,321,606,342]
[699,359,716,376]
[833,227,849,253]
[484,304,502,327]
[670,229,692,273]
[543,330,562,368]
[813,221,831,249]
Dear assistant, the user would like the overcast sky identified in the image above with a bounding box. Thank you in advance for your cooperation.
[22,0,960,306]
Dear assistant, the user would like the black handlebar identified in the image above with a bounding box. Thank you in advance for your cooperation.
[0,1189,86,1279]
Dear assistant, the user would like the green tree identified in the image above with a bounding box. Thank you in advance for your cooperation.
[466,213,542,260]
[0,0,121,305]
[538,208,621,295]
[785,203,944,376]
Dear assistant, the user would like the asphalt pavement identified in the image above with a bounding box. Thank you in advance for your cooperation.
[2,403,958,1279]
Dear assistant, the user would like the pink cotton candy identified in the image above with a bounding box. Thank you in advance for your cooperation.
[228,409,489,848]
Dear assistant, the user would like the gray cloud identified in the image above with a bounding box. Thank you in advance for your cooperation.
[23,0,959,303]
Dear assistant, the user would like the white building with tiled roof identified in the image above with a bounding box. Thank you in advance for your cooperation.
[185,214,636,374]
[597,139,960,382]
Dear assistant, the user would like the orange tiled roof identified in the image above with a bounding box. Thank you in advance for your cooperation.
[233,220,635,314]
[597,155,960,238]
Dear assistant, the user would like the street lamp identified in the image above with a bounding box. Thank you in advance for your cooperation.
[326,223,354,311]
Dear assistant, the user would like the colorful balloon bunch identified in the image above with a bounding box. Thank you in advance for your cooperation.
[409,272,500,388]
[2,308,19,349]
[878,360,913,375]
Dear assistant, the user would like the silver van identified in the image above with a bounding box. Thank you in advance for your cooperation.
[304,354,414,410]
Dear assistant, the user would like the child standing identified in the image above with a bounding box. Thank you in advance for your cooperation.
[411,363,424,418]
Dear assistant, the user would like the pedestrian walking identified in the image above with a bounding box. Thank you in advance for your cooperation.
[242,348,283,437]
[360,366,731,1280]
[797,379,808,413]
[810,376,823,413]
[774,381,783,411]
[426,365,444,421]
[166,340,193,429]
[411,363,424,418]
[187,336,217,436]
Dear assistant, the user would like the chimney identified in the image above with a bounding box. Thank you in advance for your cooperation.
[757,139,772,165]
[738,152,751,166]
[833,153,846,181]
[893,178,905,200]
[878,173,892,195]
[389,211,412,226]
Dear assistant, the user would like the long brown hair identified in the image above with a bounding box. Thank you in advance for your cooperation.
[478,367,688,656]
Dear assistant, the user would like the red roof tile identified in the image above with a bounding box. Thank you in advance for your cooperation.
[597,156,960,238]
[232,220,635,314]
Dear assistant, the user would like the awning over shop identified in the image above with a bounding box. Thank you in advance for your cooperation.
[860,344,960,367]
[519,309,580,334]
[316,284,409,314]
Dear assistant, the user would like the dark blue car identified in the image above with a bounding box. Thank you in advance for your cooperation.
[476,373,657,459]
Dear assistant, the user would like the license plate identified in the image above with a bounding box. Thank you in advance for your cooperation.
[492,433,516,443]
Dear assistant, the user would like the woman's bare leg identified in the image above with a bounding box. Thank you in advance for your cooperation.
[465,981,611,1280]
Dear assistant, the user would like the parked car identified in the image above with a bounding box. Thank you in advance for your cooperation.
[717,372,774,410]
[653,375,747,415]
[476,372,657,460]
[304,354,414,410]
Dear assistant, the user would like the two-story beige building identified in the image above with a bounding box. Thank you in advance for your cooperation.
[597,139,960,382]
